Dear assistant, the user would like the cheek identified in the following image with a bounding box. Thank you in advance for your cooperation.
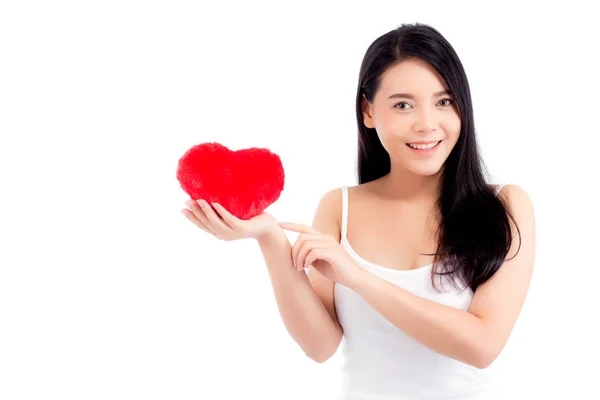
[376,114,409,140]
[375,112,397,132]
[443,115,461,141]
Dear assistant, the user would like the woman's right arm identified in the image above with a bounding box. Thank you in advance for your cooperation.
[256,189,343,363]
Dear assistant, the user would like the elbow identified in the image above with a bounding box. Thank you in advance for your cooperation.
[474,355,493,370]
[301,324,343,363]
[473,342,501,369]
[305,346,336,364]
[304,327,342,364]
[305,338,340,364]
[309,352,331,364]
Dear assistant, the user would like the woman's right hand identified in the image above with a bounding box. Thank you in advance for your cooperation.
[181,198,280,242]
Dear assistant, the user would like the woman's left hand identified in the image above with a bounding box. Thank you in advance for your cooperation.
[279,222,365,289]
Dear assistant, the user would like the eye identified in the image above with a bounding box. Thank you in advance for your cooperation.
[393,98,455,110]
[439,98,454,107]
[394,101,412,110]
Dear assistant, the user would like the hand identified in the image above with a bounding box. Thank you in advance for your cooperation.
[182,198,280,241]
[279,222,364,289]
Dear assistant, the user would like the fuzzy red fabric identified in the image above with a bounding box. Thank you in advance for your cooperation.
[176,142,285,220]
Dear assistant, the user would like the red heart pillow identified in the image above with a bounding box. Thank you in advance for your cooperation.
[176,142,285,220]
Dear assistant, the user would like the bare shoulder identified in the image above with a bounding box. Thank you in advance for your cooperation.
[312,187,344,241]
[312,182,377,236]
[494,184,535,258]
[320,182,378,229]
[494,184,534,212]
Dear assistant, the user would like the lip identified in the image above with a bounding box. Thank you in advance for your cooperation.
[406,140,442,145]
[406,140,442,155]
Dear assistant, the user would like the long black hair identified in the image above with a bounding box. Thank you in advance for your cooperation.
[356,23,521,292]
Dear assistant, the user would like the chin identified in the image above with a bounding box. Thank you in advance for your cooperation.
[409,164,444,177]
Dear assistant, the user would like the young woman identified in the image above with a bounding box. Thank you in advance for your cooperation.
[182,23,536,400]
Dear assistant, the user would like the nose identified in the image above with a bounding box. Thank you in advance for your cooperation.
[415,107,436,133]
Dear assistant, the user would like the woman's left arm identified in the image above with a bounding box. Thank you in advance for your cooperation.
[348,185,536,369]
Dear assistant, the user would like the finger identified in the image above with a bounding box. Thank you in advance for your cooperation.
[181,208,214,235]
[303,247,327,271]
[196,199,234,235]
[211,202,241,230]
[279,222,317,234]
[291,234,307,269]
[185,200,213,231]
[297,240,327,270]
[304,249,322,270]
[291,233,320,267]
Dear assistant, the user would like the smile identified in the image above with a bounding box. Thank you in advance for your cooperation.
[406,140,442,151]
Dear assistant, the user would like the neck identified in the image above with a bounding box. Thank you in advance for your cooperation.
[379,167,441,202]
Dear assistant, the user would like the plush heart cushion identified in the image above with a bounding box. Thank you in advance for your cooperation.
[176,142,285,220]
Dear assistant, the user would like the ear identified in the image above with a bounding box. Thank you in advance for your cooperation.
[361,94,375,129]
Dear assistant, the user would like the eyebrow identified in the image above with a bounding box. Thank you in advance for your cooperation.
[388,90,451,100]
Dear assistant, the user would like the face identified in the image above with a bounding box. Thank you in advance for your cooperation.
[362,57,461,177]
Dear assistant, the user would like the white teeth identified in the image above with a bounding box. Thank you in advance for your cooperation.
[408,141,440,150]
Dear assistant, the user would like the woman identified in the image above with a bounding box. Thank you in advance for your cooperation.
[182,23,536,399]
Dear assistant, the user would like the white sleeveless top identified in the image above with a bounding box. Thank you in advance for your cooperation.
[333,184,508,399]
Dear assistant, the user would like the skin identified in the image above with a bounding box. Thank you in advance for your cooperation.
[363,56,462,203]
[182,57,536,369]
[181,198,278,242]
[279,58,535,368]
[335,56,464,272]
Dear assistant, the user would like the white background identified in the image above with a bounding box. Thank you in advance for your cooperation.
[1,1,599,399]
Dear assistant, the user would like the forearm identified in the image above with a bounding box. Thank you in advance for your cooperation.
[256,228,340,361]
[350,269,492,368]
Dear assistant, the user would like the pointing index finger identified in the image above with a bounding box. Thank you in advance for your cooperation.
[279,222,315,233]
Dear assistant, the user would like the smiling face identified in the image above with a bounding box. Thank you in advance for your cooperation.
[362,57,461,177]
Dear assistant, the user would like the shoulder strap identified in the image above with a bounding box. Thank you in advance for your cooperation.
[494,183,508,196]
[341,185,348,240]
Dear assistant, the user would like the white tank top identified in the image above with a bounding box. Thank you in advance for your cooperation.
[334,184,507,399]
